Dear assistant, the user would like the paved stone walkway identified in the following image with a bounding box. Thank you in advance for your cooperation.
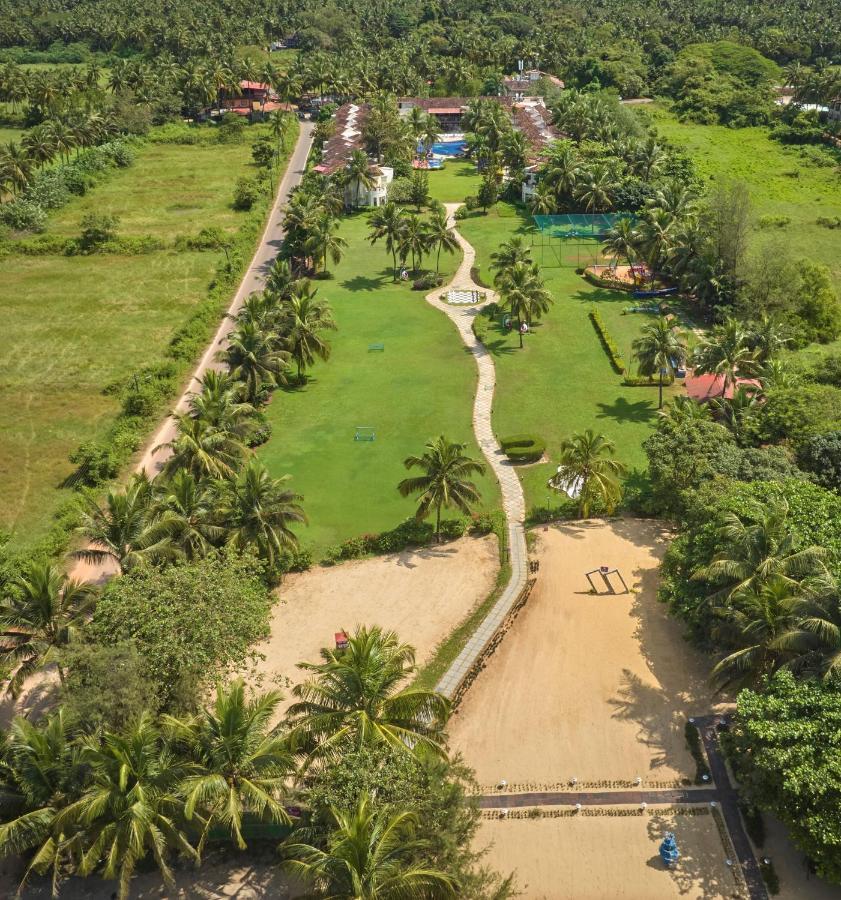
[425,204,529,699]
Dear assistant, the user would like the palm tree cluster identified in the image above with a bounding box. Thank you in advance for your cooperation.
[599,179,751,309]
[0,627,455,899]
[0,64,122,198]
[369,202,459,278]
[281,175,348,276]
[490,237,554,346]
[692,500,841,691]
[85,319,318,575]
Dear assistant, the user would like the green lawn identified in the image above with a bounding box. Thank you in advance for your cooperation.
[257,212,500,555]
[0,125,23,143]
[0,124,290,547]
[459,203,678,513]
[648,105,841,292]
[426,159,482,204]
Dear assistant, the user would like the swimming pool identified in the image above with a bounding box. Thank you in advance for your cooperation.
[419,140,467,157]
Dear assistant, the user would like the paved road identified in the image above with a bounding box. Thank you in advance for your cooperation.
[137,119,315,477]
[424,205,529,700]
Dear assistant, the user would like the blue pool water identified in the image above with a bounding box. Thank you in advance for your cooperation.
[419,140,467,156]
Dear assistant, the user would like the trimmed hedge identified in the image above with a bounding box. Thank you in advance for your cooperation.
[500,433,546,463]
[623,373,675,387]
[684,721,711,785]
[589,308,626,373]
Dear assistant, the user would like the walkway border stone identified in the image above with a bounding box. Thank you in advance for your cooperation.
[425,203,529,702]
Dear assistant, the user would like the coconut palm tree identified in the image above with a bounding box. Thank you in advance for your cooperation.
[420,116,440,157]
[692,318,759,399]
[574,163,613,212]
[282,796,456,898]
[748,315,791,363]
[549,430,626,518]
[345,149,374,209]
[692,500,828,603]
[497,260,553,348]
[424,208,459,273]
[0,141,33,195]
[543,141,579,201]
[0,711,83,897]
[710,384,763,441]
[73,474,173,574]
[163,680,294,852]
[528,178,557,215]
[632,317,688,408]
[306,215,347,276]
[0,562,96,696]
[151,471,222,561]
[397,436,485,540]
[157,413,250,481]
[603,217,640,280]
[490,236,532,284]
[221,320,291,401]
[397,213,430,275]
[188,370,254,436]
[286,626,449,765]
[216,458,306,565]
[369,202,408,281]
[281,282,337,383]
[659,395,712,425]
[57,716,197,900]
[709,576,804,691]
[785,582,841,681]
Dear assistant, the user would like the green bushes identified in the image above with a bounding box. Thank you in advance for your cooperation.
[322,514,492,565]
[412,272,443,290]
[589,308,626,373]
[233,176,263,210]
[623,373,675,387]
[500,433,546,463]
[684,721,711,784]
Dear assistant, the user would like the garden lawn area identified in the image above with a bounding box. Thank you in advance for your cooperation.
[648,105,841,292]
[257,212,500,556]
[425,158,482,204]
[0,125,23,143]
[459,203,678,514]
[0,123,287,548]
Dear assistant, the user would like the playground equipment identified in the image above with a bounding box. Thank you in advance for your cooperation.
[532,213,634,268]
[354,426,376,441]
[335,631,349,650]
[659,832,680,868]
[585,565,629,594]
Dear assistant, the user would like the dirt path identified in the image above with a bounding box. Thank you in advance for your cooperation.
[424,204,528,698]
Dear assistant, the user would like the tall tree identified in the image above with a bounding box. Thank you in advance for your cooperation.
[286,626,450,766]
[424,208,459,274]
[397,436,485,540]
[550,430,626,518]
[632,317,688,408]
[281,282,337,383]
[163,680,294,852]
[0,562,96,696]
[369,203,408,280]
[282,797,456,899]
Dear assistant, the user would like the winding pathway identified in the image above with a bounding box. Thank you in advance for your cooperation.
[425,204,529,699]
[424,213,767,900]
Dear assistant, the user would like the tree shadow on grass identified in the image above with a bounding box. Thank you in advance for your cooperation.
[340,274,386,292]
[480,338,519,358]
[596,396,657,425]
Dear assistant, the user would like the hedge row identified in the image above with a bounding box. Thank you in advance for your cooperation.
[623,373,675,387]
[589,308,626,373]
[582,269,635,292]
[323,512,500,565]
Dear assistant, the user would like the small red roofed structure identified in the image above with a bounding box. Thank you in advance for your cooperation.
[684,373,762,403]
[335,631,349,650]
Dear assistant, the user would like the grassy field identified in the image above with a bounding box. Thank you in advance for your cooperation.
[426,159,482,204]
[648,105,841,292]
[40,140,266,242]
[459,200,677,513]
[0,124,292,547]
[257,210,501,555]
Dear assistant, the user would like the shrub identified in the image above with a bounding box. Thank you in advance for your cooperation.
[469,510,503,535]
[412,272,443,290]
[756,214,791,229]
[439,518,468,539]
[589,308,626,373]
[233,176,261,210]
[760,858,780,895]
[816,216,841,230]
[66,441,121,487]
[500,433,546,463]
[464,195,480,211]
[739,801,766,848]
[684,721,711,784]
[623,373,675,386]
[454,205,469,221]
[387,176,413,204]
[0,199,46,232]
[78,212,120,251]
[796,430,841,491]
